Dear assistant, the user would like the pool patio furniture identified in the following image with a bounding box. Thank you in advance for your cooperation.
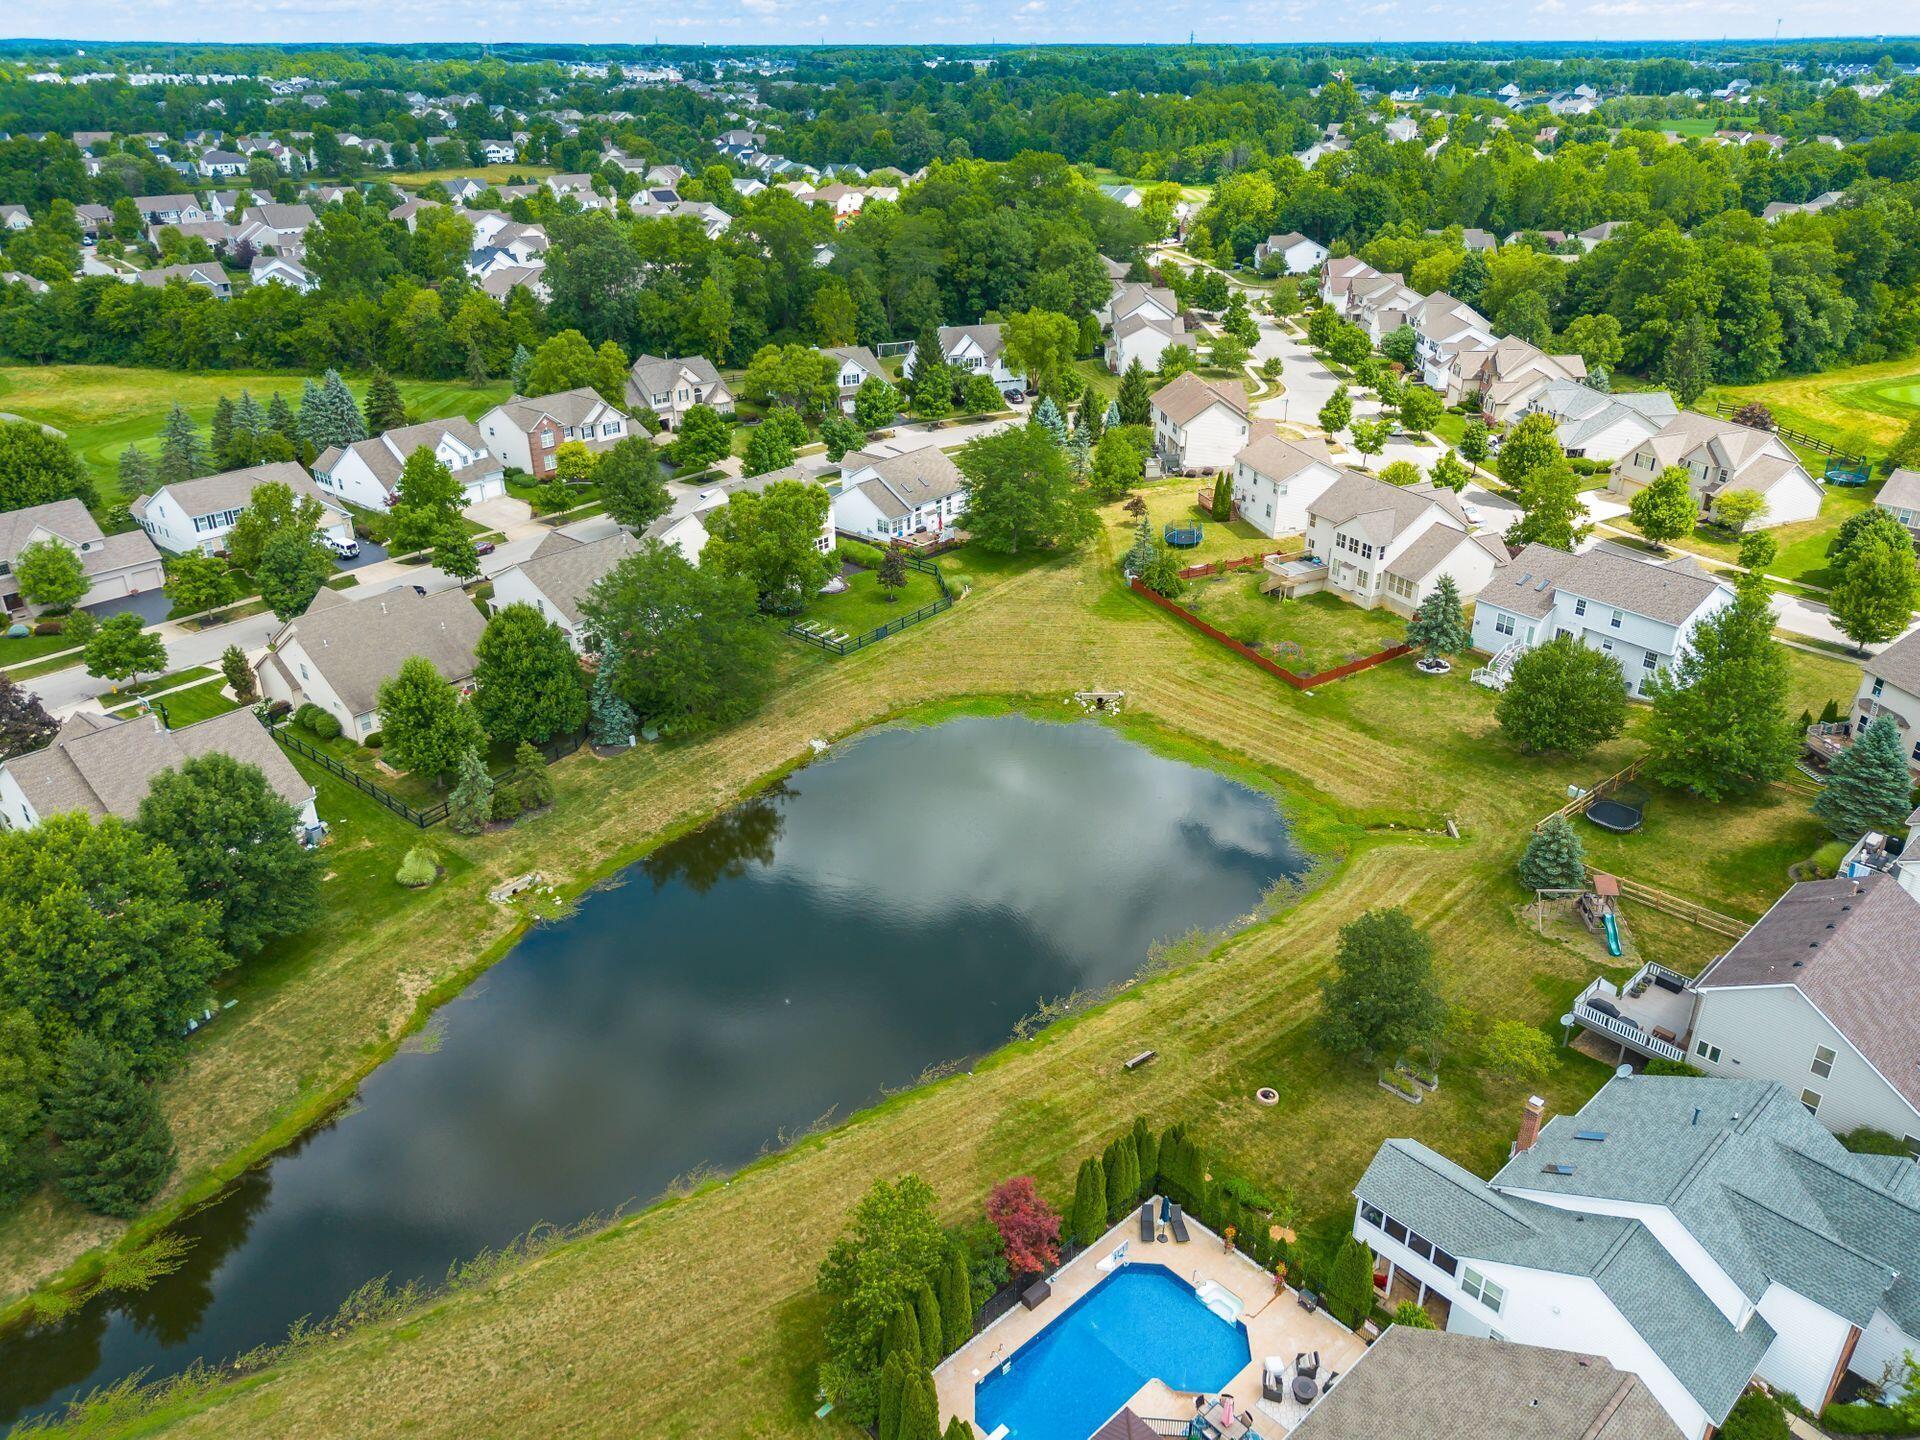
[1296,1288,1319,1312]
[1291,1375,1319,1405]
[1020,1278,1052,1310]
[1140,1199,1158,1242]
[1169,1202,1192,1243]
[1098,1243,1130,1273]
[1262,1358,1288,1403]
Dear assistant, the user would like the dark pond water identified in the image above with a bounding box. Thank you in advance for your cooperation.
[0,715,1309,1427]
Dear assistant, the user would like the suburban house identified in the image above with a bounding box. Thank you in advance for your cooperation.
[1251,231,1328,274]
[135,262,232,299]
[250,254,316,292]
[1873,468,1920,540]
[131,194,206,226]
[1671,875,1920,1148]
[234,203,316,255]
[1354,1075,1920,1439]
[1291,1327,1681,1440]
[1847,628,1920,772]
[625,354,734,429]
[255,586,487,741]
[831,448,969,543]
[1522,381,1679,463]
[477,389,631,479]
[1102,282,1180,331]
[1229,428,1344,539]
[689,464,836,558]
[1437,336,1587,420]
[1105,309,1188,375]
[314,418,507,510]
[130,461,354,556]
[1611,414,1823,530]
[908,325,1026,394]
[1318,255,1378,308]
[490,521,705,652]
[821,345,885,413]
[0,499,165,616]
[1344,271,1426,342]
[1469,543,1734,696]
[1302,473,1503,615]
[0,710,318,834]
[1150,373,1250,475]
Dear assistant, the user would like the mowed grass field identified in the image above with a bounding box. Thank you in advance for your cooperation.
[0,365,512,494]
[5,498,1865,1439]
[1702,355,1920,455]
[384,164,557,190]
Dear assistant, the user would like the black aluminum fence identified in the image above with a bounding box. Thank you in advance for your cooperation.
[785,551,955,657]
[265,714,586,829]
[1711,400,1865,467]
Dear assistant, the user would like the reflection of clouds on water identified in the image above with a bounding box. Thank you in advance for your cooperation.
[762,719,1301,965]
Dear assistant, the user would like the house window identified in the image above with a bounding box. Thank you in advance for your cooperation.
[1462,1267,1505,1314]
[541,431,556,448]
[1573,598,1586,617]
[1697,1039,1721,1064]
[1642,652,1658,670]
[1360,1202,1384,1229]
[1383,1216,1408,1244]
[1801,1089,1822,1115]
[1495,613,1515,638]
[1873,678,1885,698]
[1610,609,1623,629]
[1431,1246,1459,1277]
[1812,1045,1835,1079]
[1904,1136,1920,1158]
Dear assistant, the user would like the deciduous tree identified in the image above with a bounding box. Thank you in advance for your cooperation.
[13,539,86,609]
[1643,582,1798,799]
[256,529,334,621]
[956,424,1096,556]
[472,603,589,745]
[1317,907,1443,1062]
[0,673,55,761]
[597,436,671,531]
[701,479,834,613]
[83,612,166,685]
[376,656,487,785]
[1628,465,1698,549]
[986,1176,1061,1277]
[1497,634,1628,755]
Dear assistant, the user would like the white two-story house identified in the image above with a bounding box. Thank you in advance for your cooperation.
[314,419,507,511]
[1150,373,1250,475]
[625,354,734,430]
[821,346,886,414]
[1873,468,1920,541]
[1848,628,1920,773]
[831,448,969,543]
[1229,429,1344,539]
[489,520,706,652]
[1354,1076,1920,1440]
[1469,543,1734,696]
[131,461,354,556]
[1251,231,1327,274]
[1612,414,1823,531]
[478,389,631,480]
[1302,472,1502,615]
[907,325,1027,394]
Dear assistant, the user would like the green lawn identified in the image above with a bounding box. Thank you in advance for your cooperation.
[1181,580,1409,673]
[109,679,239,727]
[0,628,83,670]
[102,664,216,702]
[1700,357,1920,457]
[1073,357,1120,403]
[797,564,944,638]
[384,164,557,190]
[1121,480,1279,566]
[1606,475,1877,588]
[0,365,512,500]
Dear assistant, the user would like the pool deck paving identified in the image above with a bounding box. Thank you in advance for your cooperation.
[935,1209,1366,1437]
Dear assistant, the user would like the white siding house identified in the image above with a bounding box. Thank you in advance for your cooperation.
[1229,430,1343,539]
[0,499,165,616]
[313,419,506,511]
[831,449,968,542]
[1251,231,1328,274]
[1612,414,1823,530]
[130,462,354,556]
[1149,372,1250,475]
[1851,629,1920,773]
[1302,472,1501,616]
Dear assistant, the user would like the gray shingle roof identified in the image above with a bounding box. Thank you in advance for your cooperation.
[132,461,346,524]
[1151,371,1248,425]
[842,448,967,519]
[1293,1327,1681,1440]
[270,586,486,717]
[1861,627,1920,698]
[1309,474,1467,543]
[1,708,311,822]
[500,529,640,629]
[1486,542,1728,628]
[1698,875,1920,1114]
[487,387,624,435]
[1879,468,1920,513]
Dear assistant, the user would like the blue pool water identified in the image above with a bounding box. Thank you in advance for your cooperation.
[974,1264,1252,1440]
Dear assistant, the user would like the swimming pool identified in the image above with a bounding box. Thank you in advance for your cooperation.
[973,1264,1252,1440]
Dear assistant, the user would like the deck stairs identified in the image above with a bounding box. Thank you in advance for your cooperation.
[1471,640,1527,691]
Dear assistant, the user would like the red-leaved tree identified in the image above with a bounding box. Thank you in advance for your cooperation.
[986,1176,1061,1277]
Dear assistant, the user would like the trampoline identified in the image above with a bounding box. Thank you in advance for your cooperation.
[1584,782,1647,834]
[1164,521,1205,548]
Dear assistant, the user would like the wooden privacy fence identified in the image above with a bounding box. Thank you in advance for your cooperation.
[1597,871,1751,940]
[1175,546,1302,580]
[1533,756,1645,831]
[1129,579,1413,689]
[1710,401,1864,468]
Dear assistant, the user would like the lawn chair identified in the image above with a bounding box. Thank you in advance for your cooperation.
[1261,1358,1289,1403]
[1169,1203,1191,1243]
[1140,1199,1157,1242]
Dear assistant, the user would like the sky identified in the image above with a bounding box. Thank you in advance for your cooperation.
[20,0,1914,47]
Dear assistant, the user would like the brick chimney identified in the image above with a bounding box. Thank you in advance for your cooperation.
[1514,1095,1546,1155]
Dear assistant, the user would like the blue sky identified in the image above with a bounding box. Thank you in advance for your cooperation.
[36,0,1904,46]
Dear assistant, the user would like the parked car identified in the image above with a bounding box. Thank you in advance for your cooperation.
[474,540,496,557]
[322,534,360,560]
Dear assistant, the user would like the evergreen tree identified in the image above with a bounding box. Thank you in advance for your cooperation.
[1813,715,1912,840]
[117,444,155,502]
[0,1007,46,1209]
[1325,1236,1376,1327]
[447,747,494,835]
[296,377,326,450]
[510,343,534,394]
[155,404,207,486]
[233,389,267,441]
[220,643,257,703]
[1131,1116,1159,1193]
[1033,395,1068,444]
[898,1371,940,1440]
[266,390,299,448]
[313,369,368,447]
[1405,575,1469,656]
[1072,1153,1107,1241]
[1105,399,1123,429]
[913,1282,943,1362]
[1115,359,1152,426]
[1110,1134,1141,1216]
[875,1352,907,1440]
[938,1241,973,1352]
[882,1301,922,1366]
[588,654,637,749]
[1518,815,1587,891]
[943,1417,974,1440]
[47,1034,174,1218]
[1122,515,1157,577]
[208,394,236,463]
[1211,472,1232,521]
[363,370,408,434]
[1660,311,1714,406]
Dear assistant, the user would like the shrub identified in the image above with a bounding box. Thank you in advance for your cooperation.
[1644,1058,1705,1077]
[1392,1300,1437,1329]
[294,703,341,740]
[490,785,528,822]
[395,846,438,888]
[1720,1390,1791,1440]
[1840,1127,1914,1157]
[836,539,887,570]
[1325,1236,1376,1327]
[364,731,384,749]
[1821,1404,1920,1436]
[265,699,292,722]
[31,619,63,636]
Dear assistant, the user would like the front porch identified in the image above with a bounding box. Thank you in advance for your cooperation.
[1570,961,1696,1064]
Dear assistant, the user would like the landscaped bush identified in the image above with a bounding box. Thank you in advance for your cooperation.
[1840,1126,1914,1156]
[1644,1057,1705,1077]
[31,619,63,636]
[836,539,887,570]
[294,704,341,740]
[264,699,292,722]
[1720,1391,1792,1440]
[1822,1404,1920,1435]
[395,846,437,889]
[490,785,528,822]
[364,731,384,749]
